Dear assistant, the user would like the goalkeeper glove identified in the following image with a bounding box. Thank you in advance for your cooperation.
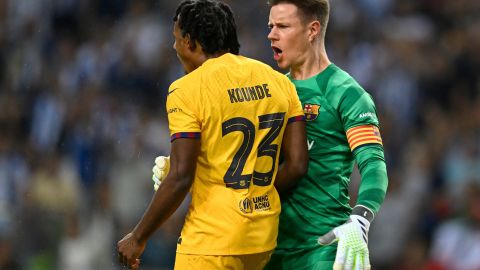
[317,205,374,270]
[152,156,170,191]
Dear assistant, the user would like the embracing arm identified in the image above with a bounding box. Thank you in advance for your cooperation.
[274,120,308,193]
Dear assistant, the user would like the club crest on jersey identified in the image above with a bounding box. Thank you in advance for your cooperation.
[303,104,320,121]
[239,198,253,214]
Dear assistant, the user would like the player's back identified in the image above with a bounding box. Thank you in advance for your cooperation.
[166,53,304,255]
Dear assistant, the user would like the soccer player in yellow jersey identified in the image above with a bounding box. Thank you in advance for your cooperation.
[117,0,308,269]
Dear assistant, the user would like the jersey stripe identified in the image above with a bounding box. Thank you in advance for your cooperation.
[288,115,306,123]
[170,132,201,142]
[346,125,382,151]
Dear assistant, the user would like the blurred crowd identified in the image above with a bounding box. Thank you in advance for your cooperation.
[0,0,479,269]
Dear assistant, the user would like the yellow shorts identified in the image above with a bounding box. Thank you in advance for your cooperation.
[174,250,273,270]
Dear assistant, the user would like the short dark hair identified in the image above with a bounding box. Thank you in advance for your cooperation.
[268,0,329,38]
[174,0,240,55]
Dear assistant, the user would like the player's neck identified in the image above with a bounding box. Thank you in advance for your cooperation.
[198,51,230,66]
[290,46,330,80]
[205,50,229,60]
[191,44,229,69]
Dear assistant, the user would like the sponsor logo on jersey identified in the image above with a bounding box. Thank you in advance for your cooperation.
[239,198,253,214]
[167,107,183,114]
[358,112,376,119]
[168,88,179,95]
[239,194,271,213]
[252,194,271,211]
[303,104,320,121]
[307,139,315,151]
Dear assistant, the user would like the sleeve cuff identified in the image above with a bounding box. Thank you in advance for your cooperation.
[352,205,375,222]
[170,132,201,142]
[287,115,306,124]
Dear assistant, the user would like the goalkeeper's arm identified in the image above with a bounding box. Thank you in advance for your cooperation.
[354,144,388,214]
[317,144,388,270]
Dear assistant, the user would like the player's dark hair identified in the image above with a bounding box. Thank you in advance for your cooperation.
[268,0,329,38]
[174,0,240,55]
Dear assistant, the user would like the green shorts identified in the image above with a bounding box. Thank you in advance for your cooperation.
[263,245,336,270]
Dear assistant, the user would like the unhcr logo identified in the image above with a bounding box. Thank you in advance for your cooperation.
[239,198,253,214]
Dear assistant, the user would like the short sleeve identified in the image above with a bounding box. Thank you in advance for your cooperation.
[166,86,201,142]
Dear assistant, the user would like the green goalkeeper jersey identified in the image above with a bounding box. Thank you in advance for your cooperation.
[277,63,387,250]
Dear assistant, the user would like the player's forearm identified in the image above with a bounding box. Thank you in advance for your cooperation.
[132,173,191,244]
[355,145,388,214]
[275,121,308,193]
[132,138,199,243]
[275,160,307,193]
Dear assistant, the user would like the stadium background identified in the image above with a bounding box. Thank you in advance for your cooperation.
[0,0,479,269]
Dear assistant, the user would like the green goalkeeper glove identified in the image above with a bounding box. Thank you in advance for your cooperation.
[317,205,374,270]
[152,156,170,191]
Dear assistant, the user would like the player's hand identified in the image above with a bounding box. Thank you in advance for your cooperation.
[317,206,373,270]
[152,156,170,191]
[117,232,146,269]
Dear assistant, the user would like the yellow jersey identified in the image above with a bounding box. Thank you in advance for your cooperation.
[166,53,304,255]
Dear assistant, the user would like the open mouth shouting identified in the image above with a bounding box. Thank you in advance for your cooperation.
[272,46,283,61]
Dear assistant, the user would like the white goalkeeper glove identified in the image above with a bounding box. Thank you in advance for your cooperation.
[317,205,374,270]
[152,156,170,191]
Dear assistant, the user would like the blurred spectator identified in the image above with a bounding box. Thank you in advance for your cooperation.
[57,212,93,270]
[429,182,480,270]
[0,234,21,270]
[29,153,80,214]
[369,138,432,267]
[0,131,29,233]
[57,183,116,270]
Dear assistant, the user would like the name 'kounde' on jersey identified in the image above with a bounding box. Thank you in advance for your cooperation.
[166,53,305,255]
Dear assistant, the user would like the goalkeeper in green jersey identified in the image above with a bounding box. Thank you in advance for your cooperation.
[262,0,389,269]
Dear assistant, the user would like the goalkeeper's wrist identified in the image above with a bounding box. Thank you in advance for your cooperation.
[351,205,374,223]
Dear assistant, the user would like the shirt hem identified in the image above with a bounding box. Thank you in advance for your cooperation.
[176,244,276,256]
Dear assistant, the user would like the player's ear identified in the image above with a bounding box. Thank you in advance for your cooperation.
[184,33,197,51]
[308,20,321,42]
